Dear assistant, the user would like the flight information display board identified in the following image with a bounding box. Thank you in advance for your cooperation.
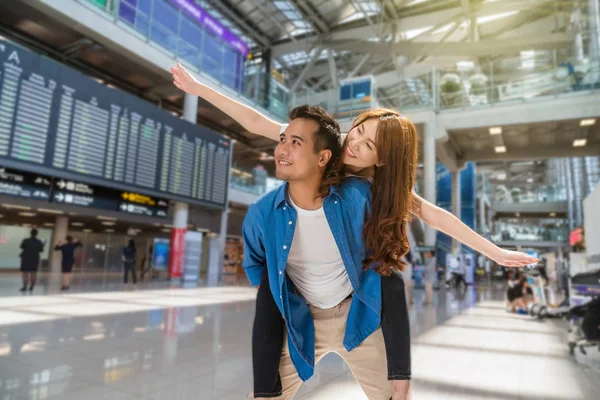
[0,167,169,218]
[0,39,231,209]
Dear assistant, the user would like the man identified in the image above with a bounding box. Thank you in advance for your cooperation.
[19,228,45,292]
[243,105,391,399]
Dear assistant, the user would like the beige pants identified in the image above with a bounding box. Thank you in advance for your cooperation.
[254,298,392,400]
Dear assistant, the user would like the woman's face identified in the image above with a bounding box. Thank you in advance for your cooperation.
[342,118,380,171]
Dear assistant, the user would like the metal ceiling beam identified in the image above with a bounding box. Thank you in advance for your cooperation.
[289,0,330,33]
[272,7,454,57]
[327,48,338,87]
[463,144,600,162]
[347,54,371,78]
[244,0,298,43]
[384,0,400,21]
[290,47,324,91]
[323,33,573,57]
[207,0,272,48]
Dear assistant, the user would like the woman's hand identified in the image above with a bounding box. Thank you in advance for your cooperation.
[489,248,538,267]
[171,63,200,95]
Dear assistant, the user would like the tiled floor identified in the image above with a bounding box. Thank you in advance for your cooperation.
[0,274,598,399]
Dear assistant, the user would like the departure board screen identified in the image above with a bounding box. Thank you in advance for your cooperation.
[0,39,231,209]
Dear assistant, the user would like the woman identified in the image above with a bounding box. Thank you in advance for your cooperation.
[54,236,82,291]
[123,239,138,288]
[19,228,45,292]
[171,64,537,399]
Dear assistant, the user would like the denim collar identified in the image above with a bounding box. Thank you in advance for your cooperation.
[274,182,341,209]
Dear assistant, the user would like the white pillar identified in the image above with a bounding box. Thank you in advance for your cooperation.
[589,0,600,60]
[423,121,437,247]
[183,93,198,123]
[173,202,189,229]
[169,93,197,278]
[207,209,229,286]
[207,140,234,285]
[479,196,486,233]
[451,170,462,251]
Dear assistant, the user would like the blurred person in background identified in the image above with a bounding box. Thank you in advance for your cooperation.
[506,274,534,313]
[19,228,45,292]
[54,236,82,291]
[123,239,138,289]
[423,250,436,306]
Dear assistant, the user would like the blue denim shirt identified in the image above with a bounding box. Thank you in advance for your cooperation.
[242,177,381,381]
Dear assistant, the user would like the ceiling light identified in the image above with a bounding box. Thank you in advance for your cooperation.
[406,0,428,6]
[44,223,54,227]
[105,229,115,233]
[489,127,502,135]
[494,146,506,153]
[573,139,587,147]
[161,228,171,233]
[83,229,93,233]
[527,178,534,183]
[550,213,556,217]
[101,221,116,226]
[456,61,474,70]
[71,222,85,227]
[580,119,596,126]
[515,213,520,217]
[19,212,36,217]
[38,208,63,214]
[3,204,31,210]
[97,216,117,221]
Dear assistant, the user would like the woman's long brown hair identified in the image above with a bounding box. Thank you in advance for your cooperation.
[321,109,419,277]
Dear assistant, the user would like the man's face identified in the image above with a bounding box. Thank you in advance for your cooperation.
[274,118,325,182]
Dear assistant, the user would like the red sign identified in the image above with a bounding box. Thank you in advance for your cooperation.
[569,228,583,246]
[168,228,186,277]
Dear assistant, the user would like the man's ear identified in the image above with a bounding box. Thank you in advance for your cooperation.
[318,149,332,168]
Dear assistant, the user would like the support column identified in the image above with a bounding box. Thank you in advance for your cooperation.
[207,140,234,286]
[168,93,197,278]
[169,202,188,279]
[263,49,272,109]
[423,121,437,247]
[451,170,461,252]
[564,158,575,231]
[479,195,486,234]
[183,93,198,122]
[589,0,600,60]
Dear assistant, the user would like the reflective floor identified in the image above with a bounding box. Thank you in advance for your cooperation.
[0,274,598,400]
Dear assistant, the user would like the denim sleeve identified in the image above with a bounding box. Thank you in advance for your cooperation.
[242,208,266,286]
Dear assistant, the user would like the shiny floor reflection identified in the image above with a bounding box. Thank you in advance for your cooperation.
[0,279,598,400]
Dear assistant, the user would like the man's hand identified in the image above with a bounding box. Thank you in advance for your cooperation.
[171,63,200,95]
[490,249,538,267]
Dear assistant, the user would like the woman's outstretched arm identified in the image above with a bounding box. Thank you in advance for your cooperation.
[171,63,283,140]
[410,193,538,267]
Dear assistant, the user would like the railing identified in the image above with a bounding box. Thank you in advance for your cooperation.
[438,58,600,110]
[82,0,287,121]
[492,185,568,204]
[229,167,284,196]
[291,57,600,116]
[492,225,569,243]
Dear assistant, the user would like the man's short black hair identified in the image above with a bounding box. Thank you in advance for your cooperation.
[288,105,341,171]
[31,228,38,238]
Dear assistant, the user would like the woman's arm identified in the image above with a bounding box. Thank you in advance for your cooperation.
[171,63,283,140]
[410,193,538,267]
